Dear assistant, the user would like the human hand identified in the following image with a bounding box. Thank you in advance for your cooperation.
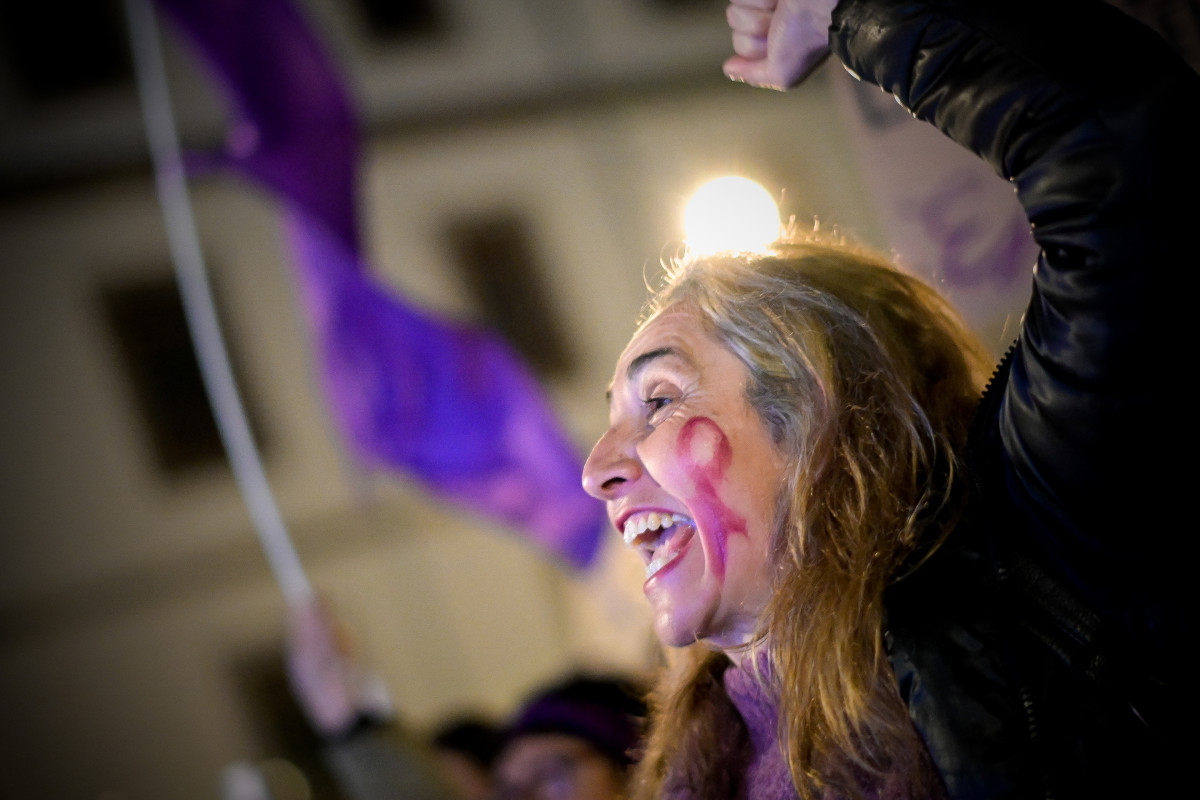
[284,596,392,739]
[722,0,839,90]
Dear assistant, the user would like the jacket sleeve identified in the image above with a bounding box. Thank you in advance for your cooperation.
[830,0,1199,617]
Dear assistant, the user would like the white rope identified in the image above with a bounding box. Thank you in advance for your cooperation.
[123,0,313,604]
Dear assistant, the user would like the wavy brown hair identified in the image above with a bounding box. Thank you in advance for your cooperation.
[627,232,992,800]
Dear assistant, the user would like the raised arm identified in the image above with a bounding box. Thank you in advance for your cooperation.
[829,0,1200,585]
[732,0,1199,585]
[724,2,1196,792]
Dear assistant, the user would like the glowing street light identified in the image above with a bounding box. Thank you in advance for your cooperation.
[683,176,781,255]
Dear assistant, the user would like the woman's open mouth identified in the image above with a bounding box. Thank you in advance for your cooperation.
[622,511,697,580]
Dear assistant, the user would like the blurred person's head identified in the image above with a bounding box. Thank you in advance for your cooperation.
[431,716,503,800]
[492,674,647,800]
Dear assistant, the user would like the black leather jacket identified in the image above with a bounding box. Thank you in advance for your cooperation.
[829,0,1198,797]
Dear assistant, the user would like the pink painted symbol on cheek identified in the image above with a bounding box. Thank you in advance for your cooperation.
[677,417,747,579]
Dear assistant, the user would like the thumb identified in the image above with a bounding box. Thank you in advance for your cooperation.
[723,55,790,90]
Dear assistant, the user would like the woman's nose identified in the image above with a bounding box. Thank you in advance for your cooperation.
[582,426,641,500]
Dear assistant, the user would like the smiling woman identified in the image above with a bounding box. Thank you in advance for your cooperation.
[584,235,987,799]
[585,308,784,652]
[581,0,1196,796]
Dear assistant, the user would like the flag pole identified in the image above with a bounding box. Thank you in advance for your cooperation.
[123,0,314,604]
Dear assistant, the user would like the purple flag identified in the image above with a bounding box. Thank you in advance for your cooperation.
[154,0,605,569]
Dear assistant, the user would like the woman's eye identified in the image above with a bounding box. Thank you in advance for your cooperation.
[644,396,673,421]
[639,379,681,425]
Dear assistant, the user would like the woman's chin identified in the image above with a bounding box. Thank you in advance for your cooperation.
[648,592,718,649]
[652,614,706,649]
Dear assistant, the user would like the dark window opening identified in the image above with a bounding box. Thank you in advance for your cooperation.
[350,0,446,42]
[101,272,267,476]
[443,211,574,379]
[0,0,131,104]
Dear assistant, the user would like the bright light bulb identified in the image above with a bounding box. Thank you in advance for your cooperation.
[683,176,780,255]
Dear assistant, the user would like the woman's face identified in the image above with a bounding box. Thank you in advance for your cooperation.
[582,308,784,653]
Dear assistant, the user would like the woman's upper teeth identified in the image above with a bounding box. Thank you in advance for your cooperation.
[623,511,690,546]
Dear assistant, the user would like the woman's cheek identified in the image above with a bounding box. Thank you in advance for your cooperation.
[677,417,747,578]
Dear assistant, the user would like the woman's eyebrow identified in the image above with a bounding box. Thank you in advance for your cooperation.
[626,346,681,382]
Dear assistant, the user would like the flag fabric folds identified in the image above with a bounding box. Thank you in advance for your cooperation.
[153,0,605,569]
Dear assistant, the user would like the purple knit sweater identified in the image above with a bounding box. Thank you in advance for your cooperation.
[722,662,801,800]
[686,661,943,800]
